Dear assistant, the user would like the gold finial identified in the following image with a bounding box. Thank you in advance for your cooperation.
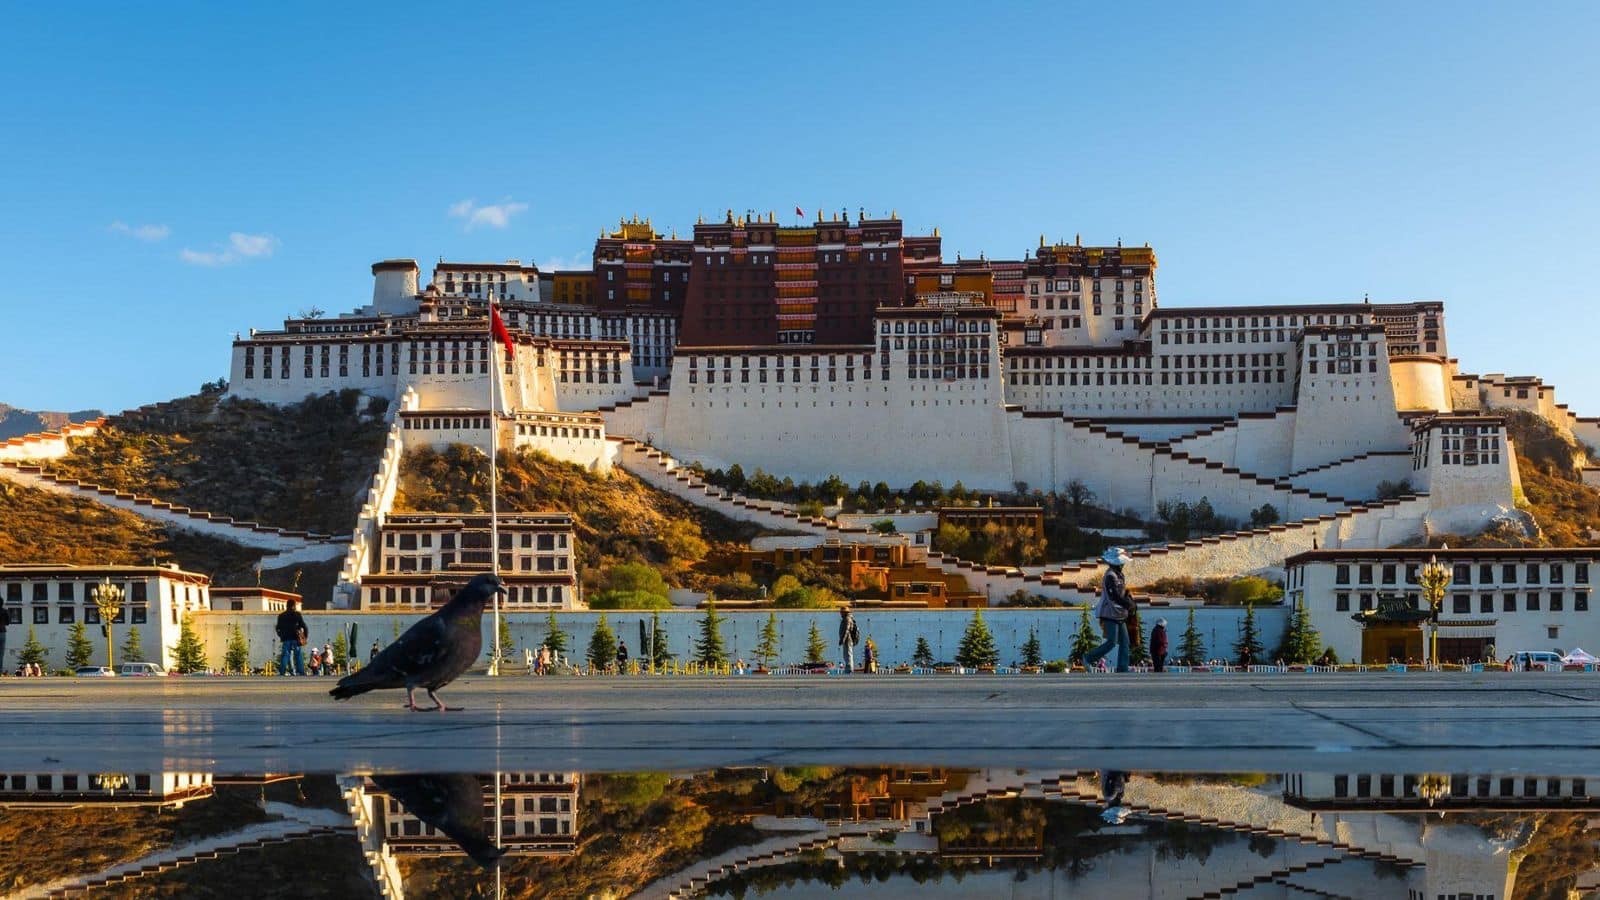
[1039,234,1045,248]
[697,214,704,225]
[933,226,940,238]
[891,208,897,219]
[1075,233,1081,246]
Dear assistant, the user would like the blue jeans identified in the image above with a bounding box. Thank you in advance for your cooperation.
[279,640,304,676]
[1083,619,1130,672]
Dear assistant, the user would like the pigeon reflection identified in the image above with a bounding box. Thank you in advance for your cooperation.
[369,773,507,868]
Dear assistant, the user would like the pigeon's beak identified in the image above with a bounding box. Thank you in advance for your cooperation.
[493,582,508,595]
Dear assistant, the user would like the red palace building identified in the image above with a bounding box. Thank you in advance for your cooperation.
[678,209,944,347]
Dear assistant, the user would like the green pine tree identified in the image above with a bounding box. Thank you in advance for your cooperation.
[1233,603,1265,667]
[497,617,514,659]
[754,612,781,668]
[172,615,209,674]
[17,625,48,669]
[120,626,145,663]
[66,621,95,669]
[805,621,828,664]
[587,614,618,671]
[1020,627,1043,668]
[1278,602,1322,664]
[955,609,999,669]
[542,610,569,655]
[1177,609,1206,666]
[649,611,671,668]
[912,636,935,667]
[223,624,251,673]
[1069,607,1099,664]
[694,600,728,667]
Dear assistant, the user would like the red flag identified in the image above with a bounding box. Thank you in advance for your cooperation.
[490,303,516,359]
[795,206,805,217]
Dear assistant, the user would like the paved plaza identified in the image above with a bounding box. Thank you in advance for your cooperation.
[3,674,1597,774]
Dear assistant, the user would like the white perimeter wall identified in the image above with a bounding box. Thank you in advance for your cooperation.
[189,606,1287,672]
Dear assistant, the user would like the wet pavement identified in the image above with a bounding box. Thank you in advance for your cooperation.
[2,673,1598,773]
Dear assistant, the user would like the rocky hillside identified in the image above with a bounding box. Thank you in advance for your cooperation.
[1503,410,1600,546]
[45,389,389,537]
[0,402,102,439]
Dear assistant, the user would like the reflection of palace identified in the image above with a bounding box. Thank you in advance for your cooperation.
[363,772,579,857]
[658,767,1600,900]
[0,771,213,809]
[770,767,967,824]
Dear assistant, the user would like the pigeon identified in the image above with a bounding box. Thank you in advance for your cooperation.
[331,573,506,711]
[369,773,506,868]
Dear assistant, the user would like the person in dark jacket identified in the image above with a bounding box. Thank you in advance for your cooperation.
[275,600,309,676]
[1082,548,1135,672]
[1150,618,1169,672]
[838,607,860,673]
[616,640,629,672]
[370,639,381,664]
[0,609,8,676]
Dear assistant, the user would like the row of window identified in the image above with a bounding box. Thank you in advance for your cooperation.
[1333,591,1590,613]
[1333,562,1590,586]
[3,582,152,603]
[1331,773,1583,800]
[13,605,150,625]
[368,585,567,606]
[383,532,570,551]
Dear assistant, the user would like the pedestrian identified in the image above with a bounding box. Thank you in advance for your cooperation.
[1082,548,1135,673]
[370,639,380,664]
[616,640,629,673]
[275,598,309,676]
[523,646,534,672]
[308,646,323,677]
[838,606,860,673]
[537,644,550,675]
[0,608,8,676]
[863,637,877,674]
[322,643,334,675]
[1100,769,1130,824]
[1150,618,1168,672]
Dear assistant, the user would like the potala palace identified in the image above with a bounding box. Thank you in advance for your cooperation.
[9,211,1600,669]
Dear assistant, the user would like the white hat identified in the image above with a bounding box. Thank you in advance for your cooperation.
[1101,547,1132,567]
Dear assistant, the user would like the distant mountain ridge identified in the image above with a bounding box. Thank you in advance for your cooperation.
[0,403,104,440]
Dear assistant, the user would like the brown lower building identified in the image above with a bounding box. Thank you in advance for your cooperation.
[738,540,984,608]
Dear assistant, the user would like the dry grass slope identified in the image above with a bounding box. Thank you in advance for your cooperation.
[46,389,389,536]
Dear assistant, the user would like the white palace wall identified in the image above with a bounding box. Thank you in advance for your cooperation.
[659,364,1017,490]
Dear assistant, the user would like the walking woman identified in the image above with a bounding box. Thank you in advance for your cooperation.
[1082,547,1135,673]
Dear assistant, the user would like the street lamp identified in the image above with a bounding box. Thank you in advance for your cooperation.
[92,579,125,670]
[1418,554,1452,666]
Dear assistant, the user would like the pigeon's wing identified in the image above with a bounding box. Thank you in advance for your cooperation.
[371,774,504,868]
[334,614,449,694]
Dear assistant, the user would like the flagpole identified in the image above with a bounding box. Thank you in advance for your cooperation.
[488,303,501,677]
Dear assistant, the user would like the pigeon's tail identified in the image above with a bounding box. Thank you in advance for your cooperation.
[329,671,378,701]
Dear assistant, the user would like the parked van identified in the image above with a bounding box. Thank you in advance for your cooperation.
[118,662,168,677]
[1508,650,1562,670]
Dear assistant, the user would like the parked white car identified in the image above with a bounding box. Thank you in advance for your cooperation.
[1508,650,1562,670]
[73,666,116,677]
[117,662,168,677]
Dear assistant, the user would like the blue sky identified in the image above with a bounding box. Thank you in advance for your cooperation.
[2,1,1597,413]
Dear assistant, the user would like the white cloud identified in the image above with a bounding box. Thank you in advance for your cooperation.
[449,198,529,230]
[228,232,278,257]
[110,221,171,242]
[179,231,279,266]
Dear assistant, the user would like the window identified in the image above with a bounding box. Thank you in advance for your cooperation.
[1335,565,1350,585]
[1335,593,1350,611]
[59,606,74,623]
[1550,592,1564,611]
[1503,593,1517,612]
[1451,593,1469,614]
[1549,626,1561,640]
[33,606,48,624]
[1358,565,1373,585]
[1527,592,1541,611]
